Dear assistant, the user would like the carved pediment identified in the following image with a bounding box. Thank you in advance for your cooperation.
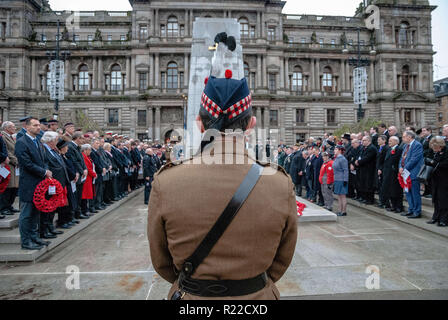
[392,92,431,102]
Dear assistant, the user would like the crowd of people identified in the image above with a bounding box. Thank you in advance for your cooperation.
[0,116,179,250]
[274,124,448,226]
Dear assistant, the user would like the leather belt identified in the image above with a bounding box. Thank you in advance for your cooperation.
[178,272,268,297]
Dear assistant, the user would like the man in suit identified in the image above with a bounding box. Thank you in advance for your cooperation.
[348,139,361,200]
[399,131,424,219]
[311,146,324,205]
[37,118,48,141]
[1,121,20,216]
[15,117,53,250]
[370,127,379,149]
[378,123,390,142]
[66,132,89,219]
[47,119,59,132]
[383,136,404,213]
[130,141,142,190]
[143,148,158,205]
[355,136,378,205]
[15,116,31,141]
[90,139,106,211]
[376,135,390,208]
[421,126,434,198]
[289,144,303,197]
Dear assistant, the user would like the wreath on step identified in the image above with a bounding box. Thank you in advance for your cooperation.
[0,165,11,194]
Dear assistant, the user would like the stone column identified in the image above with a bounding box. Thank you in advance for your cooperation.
[98,58,103,90]
[284,57,289,90]
[155,54,159,87]
[6,11,11,37]
[311,59,315,91]
[155,106,161,141]
[126,57,131,89]
[400,109,405,127]
[395,108,400,127]
[261,12,266,38]
[31,57,36,90]
[420,108,425,127]
[370,62,375,92]
[315,59,320,91]
[340,59,345,91]
[393,62,397,91]
[346,61,351,91]
[93,58,98,90]
[279,57,284,89]
[264,107,270,141]
[131,56,136,88]
[257,55,262,88]
[190,10,193,35]
[262,55,267,87]
[411,108,416,124]
[418,63,422,91]
[5,56,9,89]
[257,11,261,38]
[155,9,159,36]
[185,10,189,37]
[184,53,189,88]
[147,106,153,140]
[64,59,70,91]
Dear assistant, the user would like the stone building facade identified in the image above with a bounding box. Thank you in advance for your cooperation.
[434,77,448,133]
[0,0,438,144]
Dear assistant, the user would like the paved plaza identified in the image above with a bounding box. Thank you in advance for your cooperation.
[1,196,448,300]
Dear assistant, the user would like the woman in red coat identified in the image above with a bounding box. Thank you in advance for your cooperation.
[319,152,334,211]
[81,144,97,215]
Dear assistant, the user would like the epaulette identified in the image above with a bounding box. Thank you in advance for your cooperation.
[156,157,194,175]
[255,159,289,177]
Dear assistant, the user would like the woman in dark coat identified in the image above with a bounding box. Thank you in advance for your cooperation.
[382,136,404,213]
[355,137,378,205]
[426,137,448,227]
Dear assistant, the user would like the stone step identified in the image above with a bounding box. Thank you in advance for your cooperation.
[296,197,337,222]
[0,188,144,263]
[0,228,21,244]
[0,214,19,229]
[345,198,448,239]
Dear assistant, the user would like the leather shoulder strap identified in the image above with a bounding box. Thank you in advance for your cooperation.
[182,163,263,276]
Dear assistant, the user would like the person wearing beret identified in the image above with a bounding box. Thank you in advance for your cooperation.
[15,117,52,250]
[148,34,297,300]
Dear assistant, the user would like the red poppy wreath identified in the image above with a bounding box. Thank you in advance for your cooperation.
[33,178,64,213]
[0,164,11,194]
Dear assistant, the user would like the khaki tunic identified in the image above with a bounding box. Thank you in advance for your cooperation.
[2,132,19,189]
[148,136,298,300]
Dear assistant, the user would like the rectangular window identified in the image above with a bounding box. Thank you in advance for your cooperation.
[250,72,256,89]
[404,110,411,124]
[326,109,336,125]
[74,35,80,42]
[137,110,147,127]
[105,75,110,91]
[180,25,185,37]
[87,35,93,44]
[107,35,112,43]
[139,25,148,39]
[319,38,324,47]
[138,133,148,141]
[269,110,278,127]
[0,22,6,39]
[0,71,6,89]
[296,133,306,143]
[269,74,276,92]
[301,37,306,44]
[42,34,47,42]
[160,25,166,37]
[108,109,119,125]
[331,39,336,47]
[268,27,275,41]
[139,73,147,91]
[120,35,126,43]
[296,109,305,123]
[250,26,255,38]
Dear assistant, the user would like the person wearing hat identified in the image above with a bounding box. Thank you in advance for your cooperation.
[55,138,78,229]
[47,119,59,133]
[333,145,349,216]
[15,116,31,141]
[63,123,75,139]
[148,32,297,300]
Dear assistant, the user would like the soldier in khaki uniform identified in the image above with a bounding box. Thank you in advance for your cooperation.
[147,32,298,300]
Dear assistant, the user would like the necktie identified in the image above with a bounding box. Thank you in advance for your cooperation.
[33,138,39,149]
[401,144,410,168]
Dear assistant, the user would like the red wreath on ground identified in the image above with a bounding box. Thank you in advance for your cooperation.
[398,173,412,191]
[33,178,65,213]
[0,164,11,194]
[296,201,306,217]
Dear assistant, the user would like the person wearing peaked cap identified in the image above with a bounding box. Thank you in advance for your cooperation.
[16,116,31,141]
[47,119,59,132]
[37,118,48,141]
[148,31,297,300]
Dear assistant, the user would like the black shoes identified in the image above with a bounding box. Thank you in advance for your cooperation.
[401,212,413,217]
[33,238,51,246]
[408,215,421,219]
[427,219,438,224]
[7,207,20,213]
[395,208,404,213]
[78,214,90,219]
[0,215,4,219]
[49,228,63,235]
[58,223,72,229]
[337,212,347,217]
[41,232,57,239]
[22,241,44,250]
[438,222,447,227]
[1,209,14,216]
[386,207,396,212]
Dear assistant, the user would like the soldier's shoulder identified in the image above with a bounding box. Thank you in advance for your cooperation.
[255,160,289,177]
[155,157,192,176]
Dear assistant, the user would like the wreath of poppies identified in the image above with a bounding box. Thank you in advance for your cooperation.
[0,164,11,194]
[296,201,306,217]
[398,173,412,191]
[33,178,65,213]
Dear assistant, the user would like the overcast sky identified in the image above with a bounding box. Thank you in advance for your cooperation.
[48,0,448,80]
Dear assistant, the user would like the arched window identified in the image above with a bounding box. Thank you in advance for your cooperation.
[78,64,89,91]
[401,65,410,91]
[111,64,122,92]
[167,16,179,37]
[239,18,249,38]
[167,62,178,89]
[322,67,333,92]
[292,66,303,92]
[398,22,409,46]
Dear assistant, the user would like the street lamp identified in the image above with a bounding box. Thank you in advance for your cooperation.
[343,26,373,122]
[181,94,188,156]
